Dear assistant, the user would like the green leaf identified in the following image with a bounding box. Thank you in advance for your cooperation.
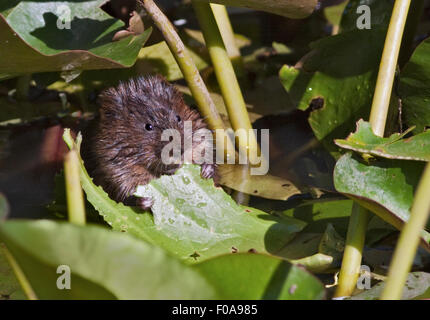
[134,164,306,262]
[333,153,430,249]
[350,272,430,300]
[280,199,353,235]
[194,0,317,19]
[63,129,307,263]
[399,37,430,132]
[335,120,430,161]
[279,29,386,152]
[194,253,325,299]
[0,220,217,299]
[0,1,152,75]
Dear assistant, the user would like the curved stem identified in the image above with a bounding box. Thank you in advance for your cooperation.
[64,149,86,225]
[369,0,412,137]
[139,0,235,157]
[381,162,430,300]
[335,0,412,298]
[192,1,260,164]
[210,4,240,59]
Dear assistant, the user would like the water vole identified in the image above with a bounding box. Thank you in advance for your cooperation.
[82,75,216,209]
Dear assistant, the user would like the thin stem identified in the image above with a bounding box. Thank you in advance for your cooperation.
[334,205,370,297]
[381,162,430,300]
[139,0,235,157]
[210,4,242,60]
[369,0,412,137]
[192,1,260,164]
[335,0,412,297]
[64,149,86,225]
[1,243,37,300]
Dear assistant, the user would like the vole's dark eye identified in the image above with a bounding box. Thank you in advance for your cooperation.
[176,115,181,122]
[145,123,153,131]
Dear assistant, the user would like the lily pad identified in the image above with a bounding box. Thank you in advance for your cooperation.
[280,199,353,235]
[63,129,307,263]
[195,253,325,300]
[0,1,152,75]
[280,28,386,152]
[335,120,430,161]
[333,153,430,249]
[0,220,216,299]
[0,220,326,300]
[134,164,306,261]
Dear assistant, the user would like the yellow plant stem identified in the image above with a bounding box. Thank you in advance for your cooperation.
[210,4,240,59]
[139,0,235,157]
[369,0,412,137]
[192,1,261,164]
[334,205,370,297]
[335,0,411,298]
[64,149,86,225]
[381,163,430,300]
[1,243,37,300]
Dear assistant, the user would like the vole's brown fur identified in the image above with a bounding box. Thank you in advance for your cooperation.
[82,75,216,208]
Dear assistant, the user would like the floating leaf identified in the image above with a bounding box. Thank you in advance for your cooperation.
[0,220,326,300]
[333,153,430,249]
[280,199,353,235]
[0,1,152,75]
[195,253,325,300]
[63,129,307,263]
[135,164,306,261]
[280,29,386,152]
[0,220,217,299]
[335,120,430,161]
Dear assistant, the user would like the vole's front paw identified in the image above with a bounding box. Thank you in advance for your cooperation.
[201,163,216,179]
[136,196,154,211]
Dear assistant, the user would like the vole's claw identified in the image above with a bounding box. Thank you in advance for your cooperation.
[136,197,154,211]
[201,163,216,179]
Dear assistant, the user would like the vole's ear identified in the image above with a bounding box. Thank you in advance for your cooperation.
[98,87,123,121]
